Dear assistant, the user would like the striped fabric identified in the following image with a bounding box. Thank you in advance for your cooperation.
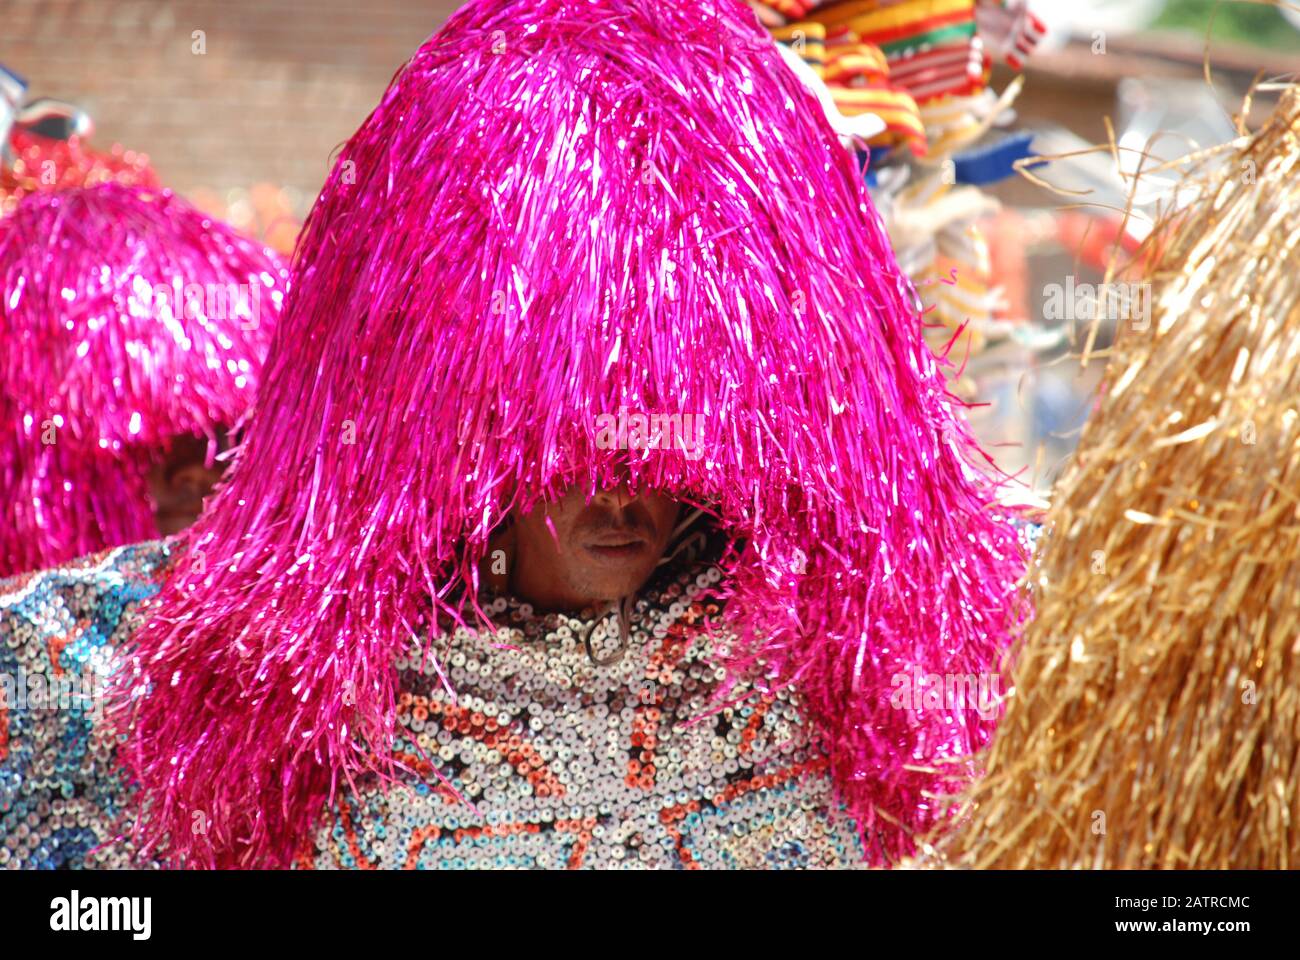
[802,1,985,107]
[755,0,1044,155]
[770,17,926,154]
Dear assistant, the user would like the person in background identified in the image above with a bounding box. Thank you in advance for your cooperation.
[0,182,286,578]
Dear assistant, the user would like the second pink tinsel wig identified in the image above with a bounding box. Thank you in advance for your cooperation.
[110,0,1028,867]
[0,184,286,578]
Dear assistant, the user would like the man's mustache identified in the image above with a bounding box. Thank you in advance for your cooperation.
[574,502,657,539]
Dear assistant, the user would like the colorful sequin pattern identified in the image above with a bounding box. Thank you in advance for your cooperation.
[1,541,868,869]
[0,542,166,869]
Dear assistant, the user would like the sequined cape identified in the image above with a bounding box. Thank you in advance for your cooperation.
[0,540,868,869]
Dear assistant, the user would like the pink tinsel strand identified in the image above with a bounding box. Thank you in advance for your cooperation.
[0,183,287,577]
[109,0,1028,868]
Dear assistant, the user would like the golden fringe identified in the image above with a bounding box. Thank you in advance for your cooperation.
[928,88,1300,869]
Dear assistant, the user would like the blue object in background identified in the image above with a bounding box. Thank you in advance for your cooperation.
[952,132,1042,186]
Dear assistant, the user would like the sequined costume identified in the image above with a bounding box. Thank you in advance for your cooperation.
[0,541,868,869]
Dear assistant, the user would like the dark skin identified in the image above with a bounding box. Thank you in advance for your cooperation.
[482,483,682,613]
[145,432,230,535]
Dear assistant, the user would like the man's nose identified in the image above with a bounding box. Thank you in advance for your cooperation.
[590,482,634,510]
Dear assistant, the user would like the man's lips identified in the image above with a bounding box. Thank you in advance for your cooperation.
[585,531,647,546]
[581,530,651,557]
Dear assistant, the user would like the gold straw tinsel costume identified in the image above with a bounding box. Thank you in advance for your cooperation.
[932,88,1300,869]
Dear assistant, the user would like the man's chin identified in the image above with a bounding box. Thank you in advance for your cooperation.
[570,568,657,606]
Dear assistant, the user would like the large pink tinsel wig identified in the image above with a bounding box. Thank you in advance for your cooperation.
[111,0,1027,868]
[0,183,286,577]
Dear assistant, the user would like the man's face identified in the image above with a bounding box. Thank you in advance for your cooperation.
[146,433,229,535]
[507,483,681,612]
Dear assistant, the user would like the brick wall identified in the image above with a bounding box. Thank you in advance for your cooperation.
[3,0,460,218]
[10,3,1293,233]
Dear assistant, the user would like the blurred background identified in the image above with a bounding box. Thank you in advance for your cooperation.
[3,0,1299,495]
